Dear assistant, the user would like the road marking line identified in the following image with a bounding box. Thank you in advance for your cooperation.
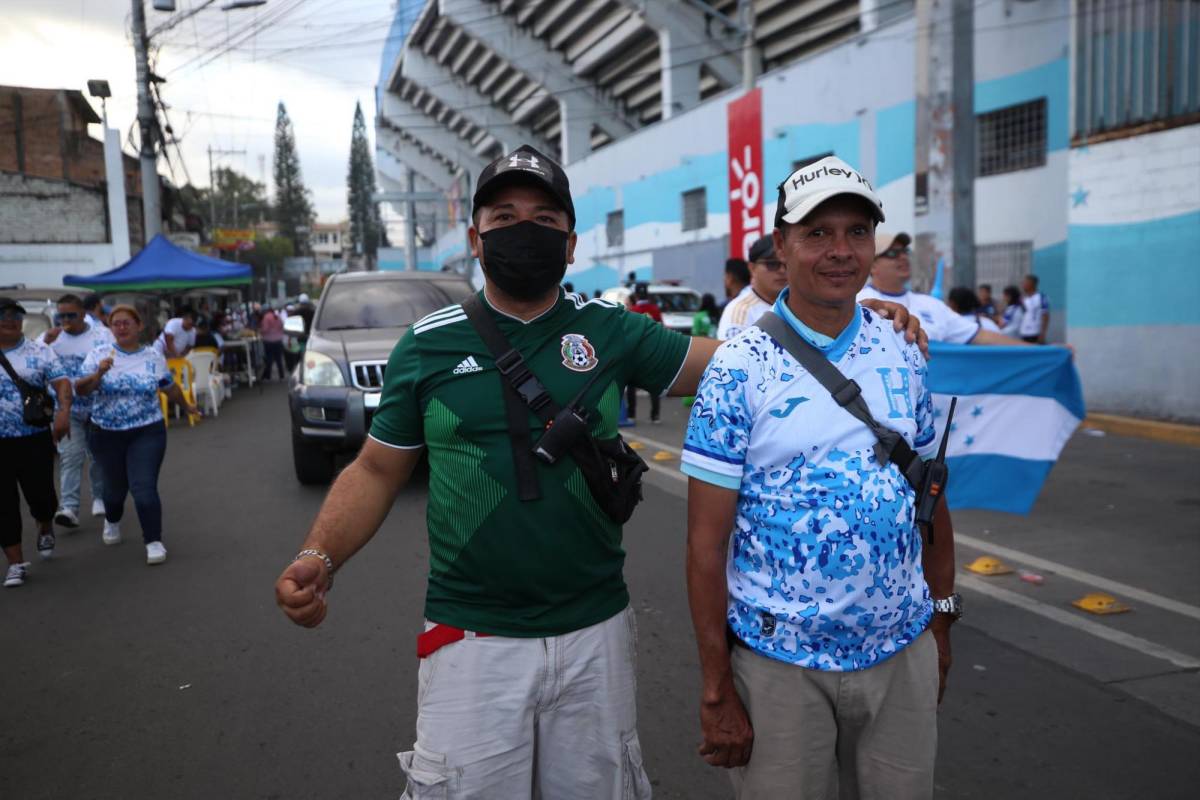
[959,574,1200,669]
[626,432,683,456]
[955,534,1200,622]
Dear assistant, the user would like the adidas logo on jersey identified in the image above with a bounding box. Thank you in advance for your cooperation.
[452,356,482,375]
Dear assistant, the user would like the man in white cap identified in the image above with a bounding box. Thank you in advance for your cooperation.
[683,156,959,798]
[717,234,789,340]
[859,232,1025,345]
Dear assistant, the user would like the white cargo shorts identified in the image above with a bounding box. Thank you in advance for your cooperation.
[398,606,652,799]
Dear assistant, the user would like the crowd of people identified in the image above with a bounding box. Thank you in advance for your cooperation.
[0,289,318,587]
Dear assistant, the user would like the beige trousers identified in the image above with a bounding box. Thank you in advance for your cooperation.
[730,630,938,800]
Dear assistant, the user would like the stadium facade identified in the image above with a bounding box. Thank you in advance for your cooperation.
[375,0,1200,420]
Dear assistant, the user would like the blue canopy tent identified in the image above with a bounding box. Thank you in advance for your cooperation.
[63,234,251,292]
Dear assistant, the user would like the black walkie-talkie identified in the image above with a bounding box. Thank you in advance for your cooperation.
[915,397,957,542]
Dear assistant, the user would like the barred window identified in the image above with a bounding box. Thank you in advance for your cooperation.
[1074,0,1200,141]
[606,210,624,248]
[681,187,707,232]
[977,99,1047,176]
[975,241,1033,290]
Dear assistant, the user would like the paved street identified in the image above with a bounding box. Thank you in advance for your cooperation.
[3,383,1199,799]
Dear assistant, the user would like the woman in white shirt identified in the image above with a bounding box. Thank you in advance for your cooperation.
[1000,285,1024,337]
[76,305,196,566]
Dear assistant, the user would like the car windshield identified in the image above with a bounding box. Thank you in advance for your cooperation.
[22,313,51,340]
[316,279,474,331]
[653,291,700,312]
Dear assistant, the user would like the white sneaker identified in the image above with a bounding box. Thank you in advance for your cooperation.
[36,531,56,560]
[91,499,105,517]
[102,521,122,546]
[146,541,167,565]
[4,562,29,588]
[54,508,80,528]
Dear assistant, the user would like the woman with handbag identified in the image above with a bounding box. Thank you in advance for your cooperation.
[0,298,72,588]
[75,305,197,566]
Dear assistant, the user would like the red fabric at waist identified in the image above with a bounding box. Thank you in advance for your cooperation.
[417,623,492,658]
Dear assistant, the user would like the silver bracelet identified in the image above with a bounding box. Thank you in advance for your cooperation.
[294,549,336,589]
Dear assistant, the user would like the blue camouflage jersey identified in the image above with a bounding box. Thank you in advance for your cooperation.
[0,338,67,438]
[681,292,937,672]
[81,344,173,431]
[41,323,115,420]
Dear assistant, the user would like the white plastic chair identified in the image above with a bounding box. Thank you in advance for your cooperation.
[187,349,226,417]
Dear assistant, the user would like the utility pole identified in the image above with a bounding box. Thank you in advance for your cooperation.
[913,0,975,294]
[207,145,246,230]
[405,168,418,272]
[131,0,161,243]
[740,0,759,90]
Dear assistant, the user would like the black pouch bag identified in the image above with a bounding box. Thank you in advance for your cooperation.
[569,433,649,525]
[0,348,54,428]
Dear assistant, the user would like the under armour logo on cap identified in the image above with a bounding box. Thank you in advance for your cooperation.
[473,144,576,229]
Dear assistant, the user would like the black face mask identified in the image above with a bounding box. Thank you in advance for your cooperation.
[479,220,569,300]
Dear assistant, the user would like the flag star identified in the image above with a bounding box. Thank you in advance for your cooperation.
[1071,186,1089,208]
[971,405,983,418]
[933,406,944,419]
[965,435,975,446]
[950,422,958,433]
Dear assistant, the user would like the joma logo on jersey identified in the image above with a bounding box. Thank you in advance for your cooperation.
[769,396,809,418]
[560,334,598,372]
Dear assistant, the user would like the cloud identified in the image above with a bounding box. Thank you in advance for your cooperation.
[0,1,387,221]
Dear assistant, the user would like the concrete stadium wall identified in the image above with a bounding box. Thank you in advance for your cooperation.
[561,2,1074,314]
[1065,124,1200,422]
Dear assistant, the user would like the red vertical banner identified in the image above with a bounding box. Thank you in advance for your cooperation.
[727,88,764,260]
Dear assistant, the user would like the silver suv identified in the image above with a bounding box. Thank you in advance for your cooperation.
[286,271,474,484]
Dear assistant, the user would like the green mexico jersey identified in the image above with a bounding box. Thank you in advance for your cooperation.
[370,290,691,637]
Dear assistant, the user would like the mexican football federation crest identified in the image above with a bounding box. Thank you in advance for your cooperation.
[561,333,598,372]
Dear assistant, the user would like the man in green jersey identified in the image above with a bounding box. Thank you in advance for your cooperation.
[275,145,923,798]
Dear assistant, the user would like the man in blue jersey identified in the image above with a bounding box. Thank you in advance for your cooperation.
[42,294,114,527]
[683,156,959,799]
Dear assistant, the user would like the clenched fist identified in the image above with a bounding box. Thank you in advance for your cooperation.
[275,556,331,628]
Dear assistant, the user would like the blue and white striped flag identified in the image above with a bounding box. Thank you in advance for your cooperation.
[926,344,1085,514]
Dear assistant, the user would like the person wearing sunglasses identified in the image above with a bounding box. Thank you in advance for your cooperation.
[717,234,790,340]
[1,298,72,588]
[40,294,116,529]
[859,232,1028,346]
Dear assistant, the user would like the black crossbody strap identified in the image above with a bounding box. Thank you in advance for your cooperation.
[460,295,556,502]
[756,312,924,490]
[0,347,36,396]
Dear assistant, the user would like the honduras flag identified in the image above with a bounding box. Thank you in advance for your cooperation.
[926,344,1085,514]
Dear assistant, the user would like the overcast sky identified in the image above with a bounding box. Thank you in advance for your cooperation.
[0,0,395,221]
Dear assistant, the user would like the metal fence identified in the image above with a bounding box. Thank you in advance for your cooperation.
[1074,0,1200,140]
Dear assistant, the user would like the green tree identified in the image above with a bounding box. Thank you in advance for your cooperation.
[346,101,382,266]
[272,102,315,255]
[245,235,295,300]
[192,167,269,231]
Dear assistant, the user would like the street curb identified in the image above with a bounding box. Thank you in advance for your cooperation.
[1083,413,1200,449]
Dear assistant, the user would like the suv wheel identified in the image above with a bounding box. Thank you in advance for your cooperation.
[292,433,336,485]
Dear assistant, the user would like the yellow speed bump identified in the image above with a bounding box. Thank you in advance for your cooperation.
[627,440,645,450]
[652,450,674,462]
[1072,592,1132,615]
[965,556,1014,576]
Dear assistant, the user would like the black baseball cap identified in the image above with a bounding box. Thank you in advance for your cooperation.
[747,234,776,263]
[472,145,575,229]
[0,297,27,314]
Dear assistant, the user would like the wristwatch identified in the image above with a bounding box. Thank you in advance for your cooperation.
[932,593,963,619]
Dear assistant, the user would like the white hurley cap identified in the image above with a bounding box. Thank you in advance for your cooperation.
[774,156,885,227]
